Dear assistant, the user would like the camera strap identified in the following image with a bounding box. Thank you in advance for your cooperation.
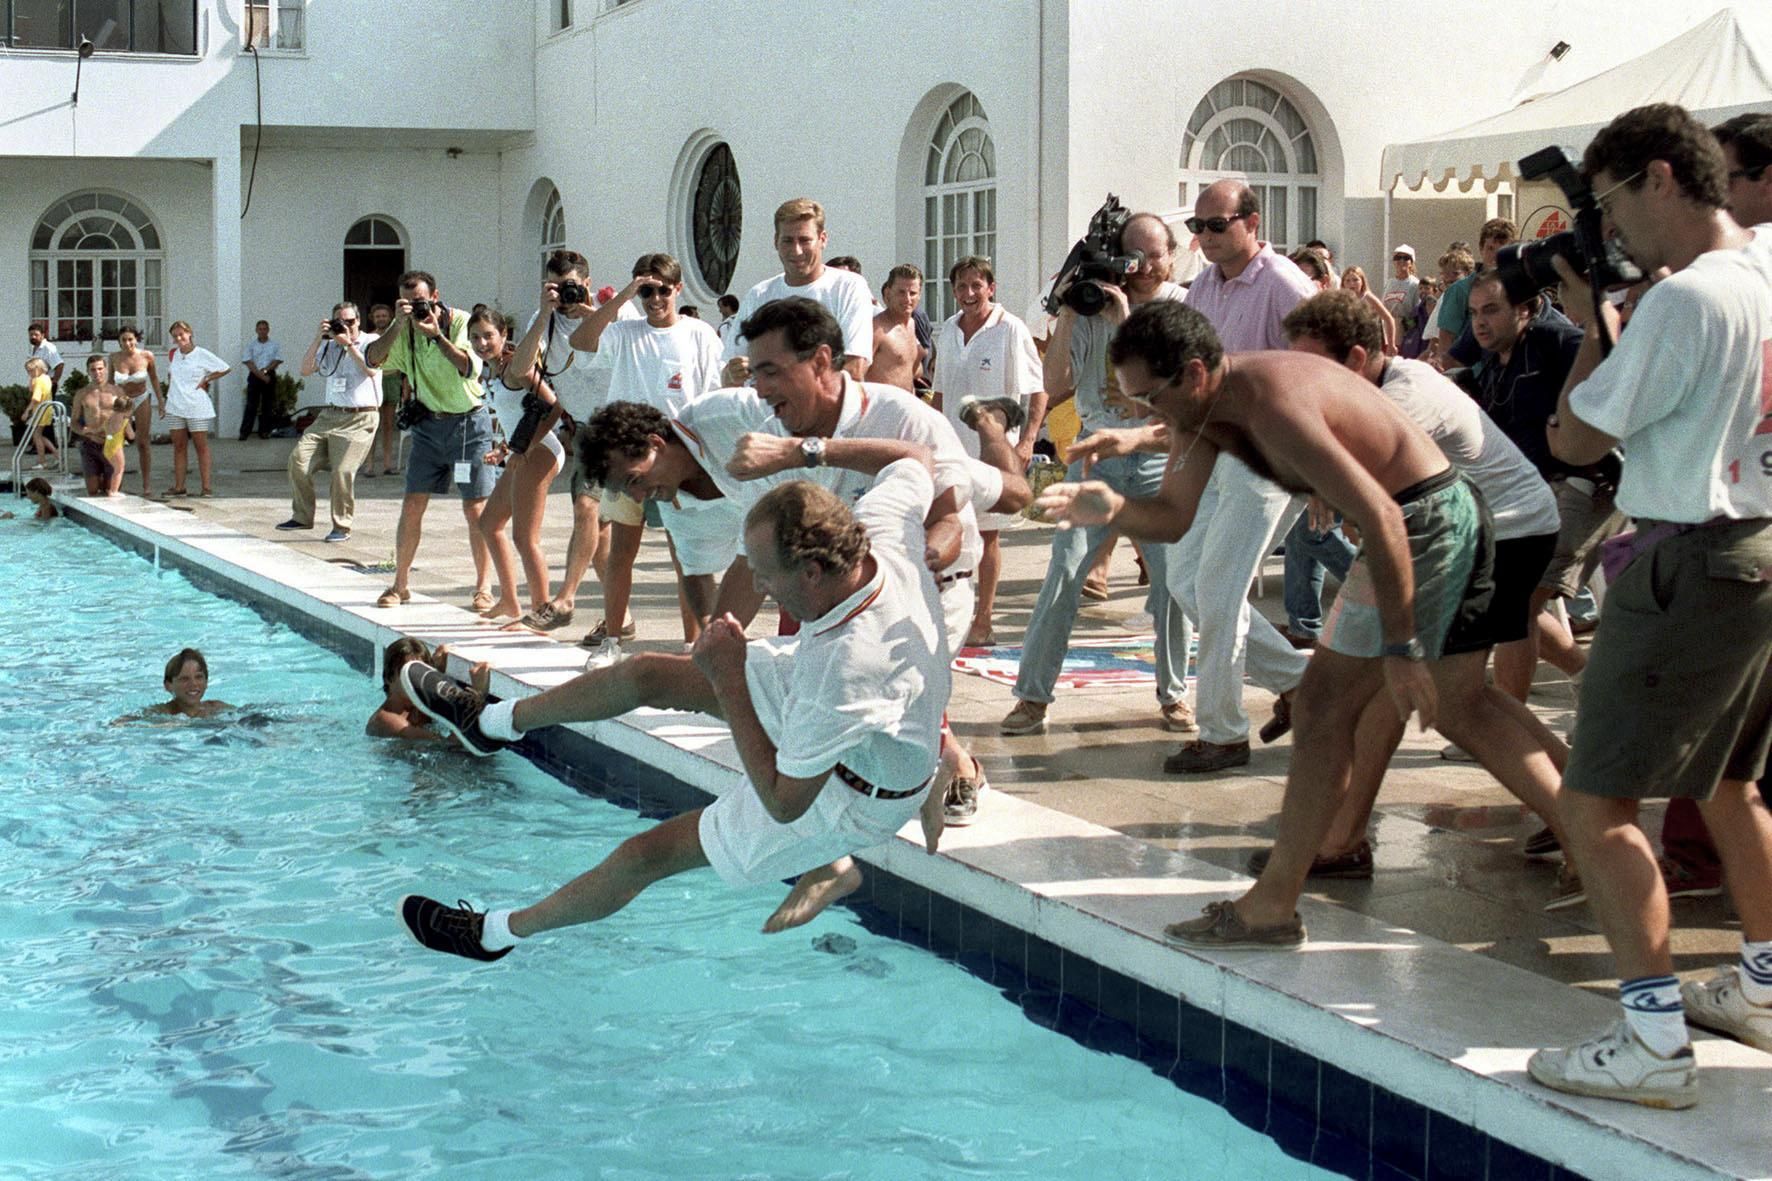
[538,312,574,382]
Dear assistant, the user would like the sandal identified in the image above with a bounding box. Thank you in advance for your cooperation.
[376,586,411,609]
[470,589,496,613]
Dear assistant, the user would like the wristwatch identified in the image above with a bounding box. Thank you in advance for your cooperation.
[799,437,826,468]
[1381,638,1426,661]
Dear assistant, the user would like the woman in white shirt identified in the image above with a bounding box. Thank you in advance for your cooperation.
[160,320,230,497]
[466,309,566,626]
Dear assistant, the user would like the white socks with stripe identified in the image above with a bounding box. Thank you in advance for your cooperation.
[1740,939,1772,1006]
[1620,975,1688,1057]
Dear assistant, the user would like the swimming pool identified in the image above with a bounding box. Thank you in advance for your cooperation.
[0,518,1340,1180]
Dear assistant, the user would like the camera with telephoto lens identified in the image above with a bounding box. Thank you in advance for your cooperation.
[556,280,588,307]
[1043,194,1144,317]
[1493,146,1644,305]
[408,298,433,320]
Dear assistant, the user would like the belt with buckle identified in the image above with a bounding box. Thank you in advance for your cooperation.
[935,569,974,588]
[835,763,930,801]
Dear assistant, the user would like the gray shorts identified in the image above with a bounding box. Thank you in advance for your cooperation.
[1565,518,1772,800]
[404,406,497,499]
[1540,477,1625,598]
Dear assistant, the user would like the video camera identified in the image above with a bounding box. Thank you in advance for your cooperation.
[1494,146,1644,306]
[1043,195,1144,317]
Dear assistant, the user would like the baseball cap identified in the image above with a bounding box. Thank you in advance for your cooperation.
[1392,244,1416,260]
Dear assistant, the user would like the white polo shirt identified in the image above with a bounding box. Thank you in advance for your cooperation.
[725,267,876,365]
[932,304,1043,455]
[314,332,382,409]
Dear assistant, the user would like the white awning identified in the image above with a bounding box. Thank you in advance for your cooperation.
[1381,8,1772,191]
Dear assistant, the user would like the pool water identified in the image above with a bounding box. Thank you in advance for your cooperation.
[0,518,1334,1180]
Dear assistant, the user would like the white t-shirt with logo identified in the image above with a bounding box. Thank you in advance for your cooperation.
[314,332,381,409]
[725,267,877,365]
[600,316,724,418]
[1379,358,1560,541]
[1570,230,1772,522]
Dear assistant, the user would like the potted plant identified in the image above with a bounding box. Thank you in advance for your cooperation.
[1,383,30,446]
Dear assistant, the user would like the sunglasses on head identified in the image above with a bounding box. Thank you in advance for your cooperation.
[1183,213,1250,235]
[637,284,673,299]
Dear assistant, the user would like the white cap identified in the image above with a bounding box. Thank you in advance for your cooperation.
[1392,244,1416,260]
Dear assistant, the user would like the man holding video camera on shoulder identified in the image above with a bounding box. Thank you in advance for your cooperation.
[1524,103,1772,1110]
[363,269,494,610]
[999,200,1192,738]
[277,302,380,542]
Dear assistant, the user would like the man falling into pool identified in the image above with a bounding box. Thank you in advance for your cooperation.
[1036,299,1522,948]
[397,455,951,961]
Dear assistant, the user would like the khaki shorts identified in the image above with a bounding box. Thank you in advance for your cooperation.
[599,483,645,526]
[1565,518,1772,800]
[1540,477,1626,598]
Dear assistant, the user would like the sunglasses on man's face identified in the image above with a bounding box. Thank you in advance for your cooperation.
[637,284,673,300]
[1183,213,1249,235]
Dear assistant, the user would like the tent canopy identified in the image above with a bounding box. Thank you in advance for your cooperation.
[1381,8,1772,190]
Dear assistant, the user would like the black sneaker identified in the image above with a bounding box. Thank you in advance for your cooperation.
[398,894,511,963]
[275,518,312,531]
[399,661,508,757]
[944,775,983,826]
[1524,826,1562,860]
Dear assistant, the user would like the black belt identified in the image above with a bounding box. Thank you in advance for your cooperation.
[935,569,974,588]
[835,763,930,801]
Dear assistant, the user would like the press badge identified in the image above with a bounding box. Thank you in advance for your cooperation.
[326,377,348,400]
[454,462,473,483]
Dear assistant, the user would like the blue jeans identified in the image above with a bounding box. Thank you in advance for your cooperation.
[1281,513,1357,637]
[1012,448,1188,706]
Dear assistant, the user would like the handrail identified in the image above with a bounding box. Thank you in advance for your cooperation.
[9,402,71,493]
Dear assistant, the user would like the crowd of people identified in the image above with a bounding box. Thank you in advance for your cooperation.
[25,102,1772,1115]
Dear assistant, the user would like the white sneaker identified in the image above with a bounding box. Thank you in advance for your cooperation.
[1526,1020,1697,1109]
[1682,965,1772,1053]
[583,638,624,671]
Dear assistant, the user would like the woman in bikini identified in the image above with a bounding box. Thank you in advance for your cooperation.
[110,325,161,498]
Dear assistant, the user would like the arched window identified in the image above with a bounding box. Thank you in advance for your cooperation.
[691,143,742,296]
[1179,77,1320,253]
[540,186,566,269]
[922,91,996,321]
[30,191,164,347]
[342,216,408,321]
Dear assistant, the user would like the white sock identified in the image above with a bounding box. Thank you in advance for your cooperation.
[1620,975,1689,1057]
[480,908,521,952]
[1740,939,1772,1006]
[480,699,521,741]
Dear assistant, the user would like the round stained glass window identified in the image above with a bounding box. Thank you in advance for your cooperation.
[692,144,742,295]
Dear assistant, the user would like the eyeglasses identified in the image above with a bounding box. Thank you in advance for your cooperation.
[637,284,673,299]
[1594,168,1645,216]
[1183,213,1250,235]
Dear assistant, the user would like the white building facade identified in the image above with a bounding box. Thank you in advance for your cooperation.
[0,0,1739,425]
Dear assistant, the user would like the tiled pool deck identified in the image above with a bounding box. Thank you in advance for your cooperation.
[32,441,1772,1180]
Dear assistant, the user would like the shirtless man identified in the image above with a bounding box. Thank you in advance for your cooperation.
[1037,300,1524,949]
[70,354,121,496]
[867,265,927,392]
[394,460,950,962]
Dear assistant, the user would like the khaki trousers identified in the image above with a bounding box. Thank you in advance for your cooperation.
[288,406,378,530]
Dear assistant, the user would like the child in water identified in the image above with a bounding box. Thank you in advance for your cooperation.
[0,477,58,521]
[368,639,491,742]
[146,648,233,718]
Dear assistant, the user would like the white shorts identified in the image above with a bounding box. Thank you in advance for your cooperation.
[660,497,741,577]
[164,415,215,434]
[938,575,975,653]
[697,638,925,888]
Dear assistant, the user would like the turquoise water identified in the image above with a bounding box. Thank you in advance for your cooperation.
[0,517,1333,1180]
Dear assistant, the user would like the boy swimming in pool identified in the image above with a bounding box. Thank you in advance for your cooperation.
[140,648,234,719]
[0,477,58,521]
[397,459,951,960]
[367,639,490,743]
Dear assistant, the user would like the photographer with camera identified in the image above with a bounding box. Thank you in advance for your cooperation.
[276,303,381,542]
[363,269,495,611]
[998,201,1192,738]
[1522,104,1772,1110]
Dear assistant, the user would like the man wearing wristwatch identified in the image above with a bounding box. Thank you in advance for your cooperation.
[1036,300,1542,950]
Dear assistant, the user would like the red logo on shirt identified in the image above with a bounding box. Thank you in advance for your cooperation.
[667,372,683,390]
[1757,340,1772,436]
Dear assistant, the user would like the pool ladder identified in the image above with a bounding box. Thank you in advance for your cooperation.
[8,403,71,493]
